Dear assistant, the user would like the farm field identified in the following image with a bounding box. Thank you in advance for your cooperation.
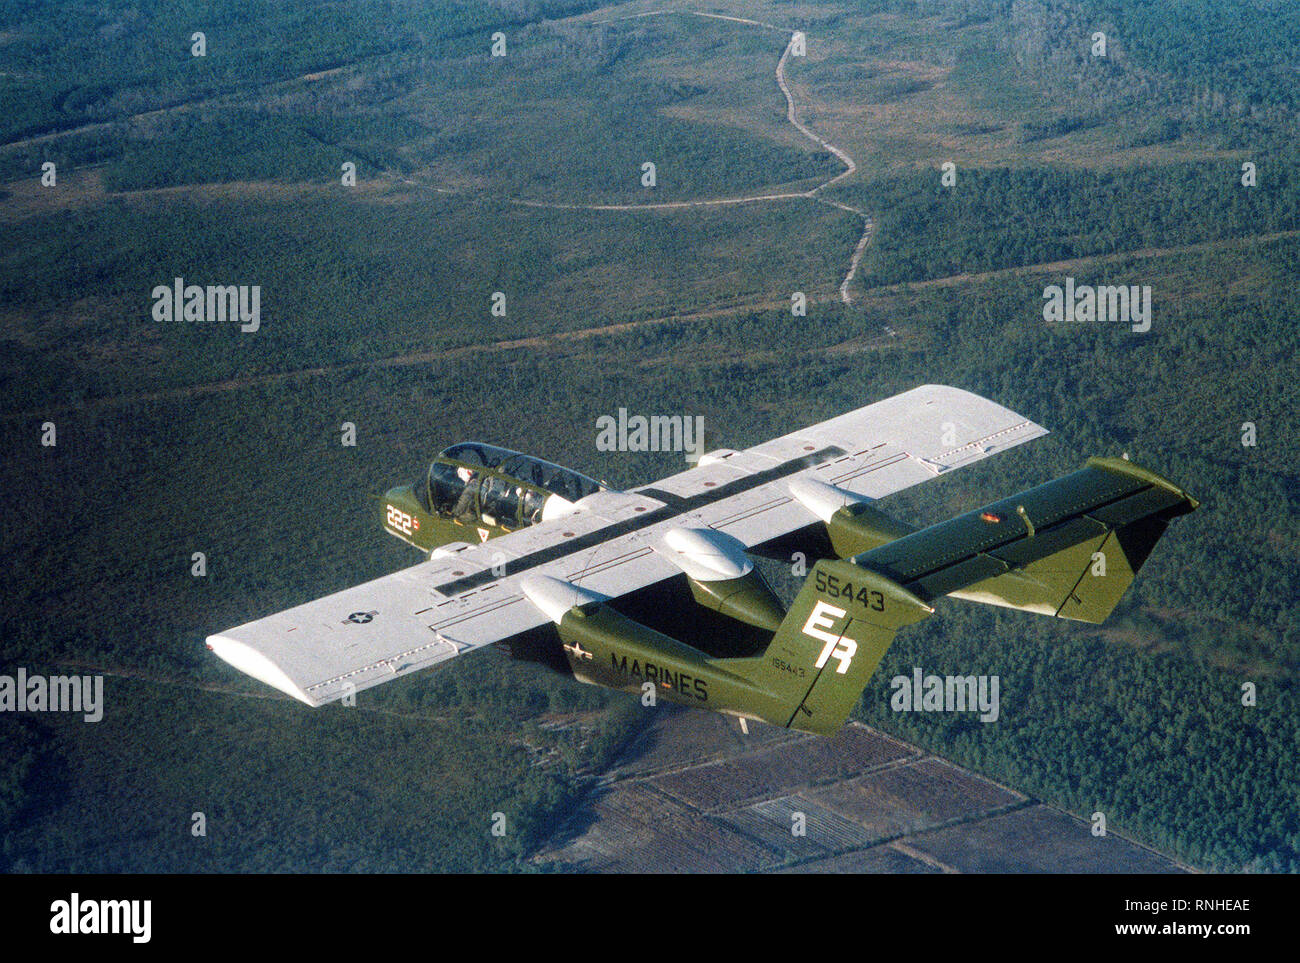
[535,711,1187,872]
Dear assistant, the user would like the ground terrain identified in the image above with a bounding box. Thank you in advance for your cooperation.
[1,0,1297,872]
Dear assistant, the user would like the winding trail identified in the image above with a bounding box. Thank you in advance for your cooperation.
[3,9,872,301]
[5,9,873,304]
[771,33,873,301]
[775,38,856,190]
[411,10,874,302]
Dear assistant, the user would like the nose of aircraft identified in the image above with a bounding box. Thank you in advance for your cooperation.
[380,484,425,535]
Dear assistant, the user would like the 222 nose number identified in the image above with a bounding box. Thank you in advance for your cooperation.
[386,504,418,536]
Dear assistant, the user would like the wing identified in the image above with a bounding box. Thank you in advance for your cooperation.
[207,385,1047,705]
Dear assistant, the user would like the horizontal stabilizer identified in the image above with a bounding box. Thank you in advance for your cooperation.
[855,457,1198,623]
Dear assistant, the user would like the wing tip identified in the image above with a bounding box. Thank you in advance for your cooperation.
[206,634,319,706]
[912,383,1050,438]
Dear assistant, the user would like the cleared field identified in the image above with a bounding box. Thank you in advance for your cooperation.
[606,708,801,780]
[548,782,776,872]
[905,805,1189,874]
[535,711,1191,873]
[808,757,1024,839]
[717,795,880,862]
[776,842,945,873]
[776,2,1247,186]
[650,724,916,811]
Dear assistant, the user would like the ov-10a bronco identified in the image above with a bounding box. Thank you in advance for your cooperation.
[208,386,1197,736]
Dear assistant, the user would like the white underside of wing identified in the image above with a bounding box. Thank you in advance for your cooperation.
[207,385,1047,705]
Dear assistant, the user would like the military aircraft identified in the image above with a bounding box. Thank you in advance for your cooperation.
[207,385,1197,736]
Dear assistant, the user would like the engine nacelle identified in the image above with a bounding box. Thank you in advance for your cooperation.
[657,526,786,632]
[789,477,915,558]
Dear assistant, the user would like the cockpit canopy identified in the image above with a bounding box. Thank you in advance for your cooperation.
[439,443,604,502]
[422,443,604,530]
